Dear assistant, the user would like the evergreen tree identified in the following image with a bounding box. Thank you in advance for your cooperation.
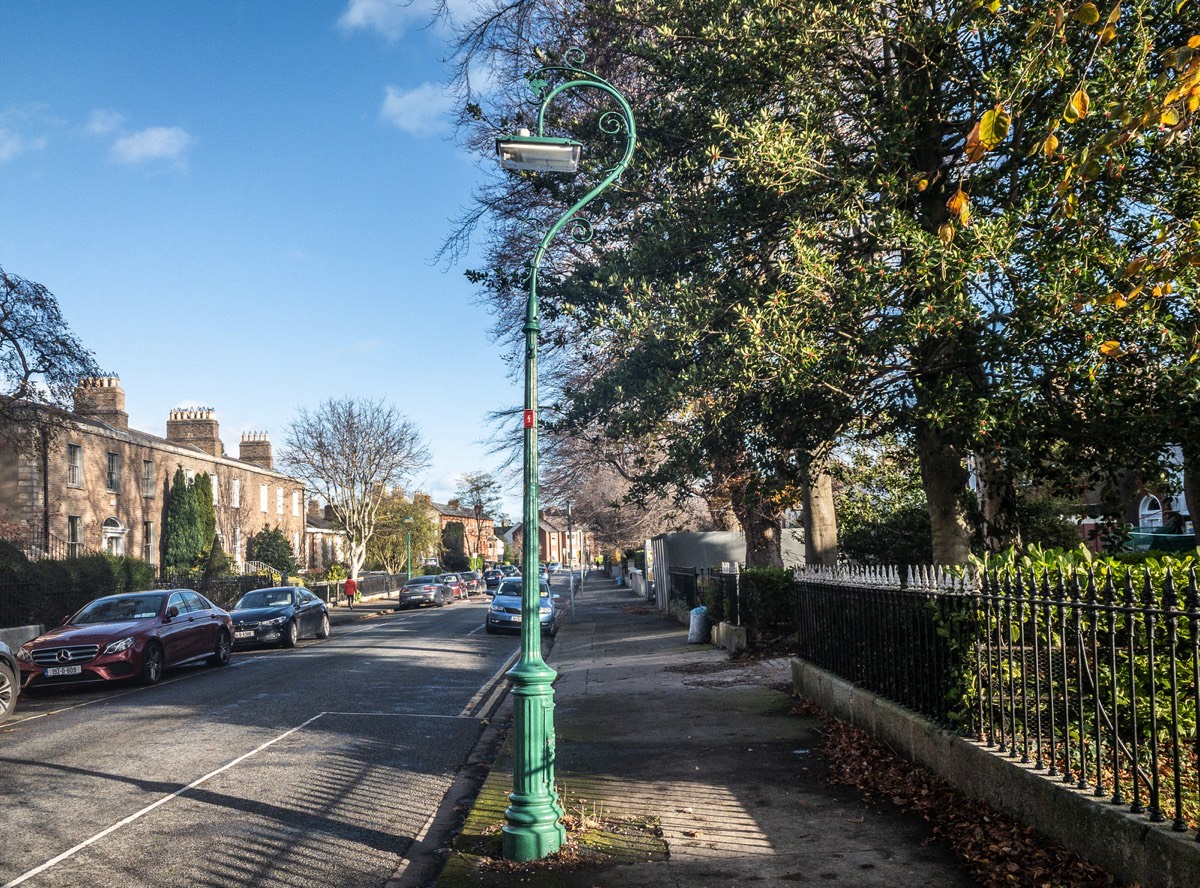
[194,473,216,549]
[164,467,202,570]
[247,525,297,576]
[200,535,232,591]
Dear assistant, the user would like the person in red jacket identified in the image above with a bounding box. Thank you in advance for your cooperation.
[344,576,357,610]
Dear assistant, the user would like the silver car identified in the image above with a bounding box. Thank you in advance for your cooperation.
[398,575,451,609]
[485,577,561,636]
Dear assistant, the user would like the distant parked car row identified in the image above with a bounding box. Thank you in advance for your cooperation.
[397,572,490,609]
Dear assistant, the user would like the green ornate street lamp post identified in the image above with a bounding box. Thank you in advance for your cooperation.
[495,53,636,862]
[403,516,413,581]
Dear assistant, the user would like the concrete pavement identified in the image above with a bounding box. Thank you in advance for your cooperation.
[432,573,978,887]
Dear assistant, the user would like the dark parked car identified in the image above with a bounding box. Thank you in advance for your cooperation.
[485,577,562,636]
[228,586,330,648]
[16,590,233,688]
[459,571,485,596]
[439,573,467,600]
[0,640,19,722]
[500,565,520,577]
[398,575,451,609]
[483,568,504,590]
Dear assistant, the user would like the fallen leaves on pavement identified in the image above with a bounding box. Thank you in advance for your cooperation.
[803,705,1121,888]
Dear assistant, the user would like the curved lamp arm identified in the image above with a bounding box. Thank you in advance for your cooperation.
[501,61,637,334]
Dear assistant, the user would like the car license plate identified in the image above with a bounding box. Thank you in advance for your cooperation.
[234,630,255,639]
[511,615,521,622]
[45,665,82,677]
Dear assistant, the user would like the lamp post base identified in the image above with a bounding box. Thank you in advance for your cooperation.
[502,658,565,861]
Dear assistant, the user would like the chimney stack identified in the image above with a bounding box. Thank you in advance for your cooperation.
[166,408,222,457]
[74,377,128,430]
[239,432,273,470]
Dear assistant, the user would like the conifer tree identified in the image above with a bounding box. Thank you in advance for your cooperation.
[164,467,202,570]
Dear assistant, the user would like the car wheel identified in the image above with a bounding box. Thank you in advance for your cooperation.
[283,620,299,648]
[140,643,164,685]
[209,630,232,667]
[0,662,17,721]
[316,613,331,639]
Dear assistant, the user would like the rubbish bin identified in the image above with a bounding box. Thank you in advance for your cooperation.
[688,605,710,644]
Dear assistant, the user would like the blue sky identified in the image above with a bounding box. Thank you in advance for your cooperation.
[0,1,522,514]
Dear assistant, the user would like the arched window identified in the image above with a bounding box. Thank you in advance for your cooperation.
[1138,495,1175,528]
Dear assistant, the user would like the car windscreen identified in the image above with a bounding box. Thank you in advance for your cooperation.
[73,595,165,624]
[406,576,437,586]
[234,589,294,609]
[497,580,550,595]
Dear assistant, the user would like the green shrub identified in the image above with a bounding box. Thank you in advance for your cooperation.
[0,540,30,579]
[698,575,725,623]
[741,567,795,632]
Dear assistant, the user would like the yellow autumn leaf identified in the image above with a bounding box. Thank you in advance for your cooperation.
[980,105,1011,148]
[964,120,987,162]
[1189,92,1200,113]
[917,177,929,191]
[1043,133,1060,157]
[947,189,971,223]
[1161,107,1180,125]
[1106,1,1121,24]
[1066,88,1090,122]
[1189,35,1200,48]
[1073,2,1100,22]
[1100,24,1117,43]
[1122,256,1148,277]
[939,222,955,244]
[1099,340,1123,356]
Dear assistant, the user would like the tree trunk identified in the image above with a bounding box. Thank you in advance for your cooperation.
[801,469,838,566]
[348,542,367,582]
[1183,440,1200,545]
[915,420,973,565]
[976,447,1021,554]
[728,480,783,569]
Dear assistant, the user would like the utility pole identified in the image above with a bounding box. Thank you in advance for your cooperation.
[567,502,575,618]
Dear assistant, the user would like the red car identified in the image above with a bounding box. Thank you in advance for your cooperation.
[438,573,468,600]
[17,589,233,688]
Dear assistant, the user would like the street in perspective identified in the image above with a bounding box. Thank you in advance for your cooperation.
[0,592,508,888]
[1,2,1198,888]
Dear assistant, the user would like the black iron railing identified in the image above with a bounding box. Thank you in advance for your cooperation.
[794,563,1200,836]
[668,567,700,608]
[3,528,98,562]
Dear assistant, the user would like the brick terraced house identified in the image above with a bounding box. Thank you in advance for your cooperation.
[0,377,306,573]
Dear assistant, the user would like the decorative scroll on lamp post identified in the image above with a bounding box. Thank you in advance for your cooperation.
[494,52,636,861]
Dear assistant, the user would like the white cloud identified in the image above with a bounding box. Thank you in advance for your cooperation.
[0,128,45,162]
[338,0,423,40]
[86,109,126,136]
[380,83,453,135]
[0,107,50,162]
[111,126,194,166]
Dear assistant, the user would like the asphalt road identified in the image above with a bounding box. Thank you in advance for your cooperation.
[0,597,520,888]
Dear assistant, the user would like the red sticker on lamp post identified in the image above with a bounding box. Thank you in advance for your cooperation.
[523,409,535,429]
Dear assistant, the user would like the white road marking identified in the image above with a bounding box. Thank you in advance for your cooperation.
[2,712,327,888]
[3,696,496,888]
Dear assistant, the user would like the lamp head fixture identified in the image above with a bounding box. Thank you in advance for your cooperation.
[496,128,582,173]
